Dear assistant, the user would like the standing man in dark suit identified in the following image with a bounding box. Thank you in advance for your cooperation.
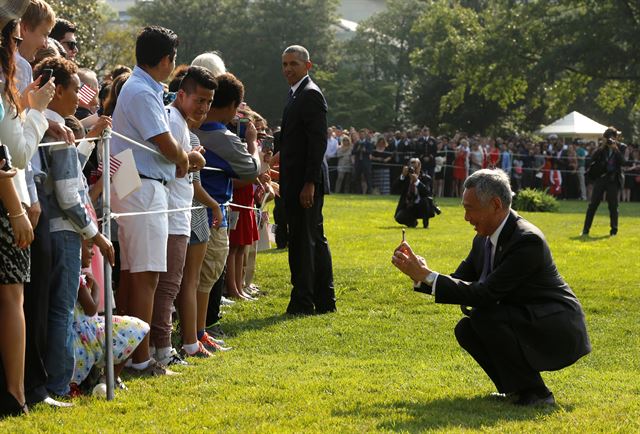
[582,127,626,236]
[277,45,336,315]
[392,169,591,406]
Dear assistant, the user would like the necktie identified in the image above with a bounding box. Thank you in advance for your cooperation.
[479,237,492,283]
[287,89,294,104]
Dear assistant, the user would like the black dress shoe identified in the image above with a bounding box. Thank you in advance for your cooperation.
[285,308,314,316]
[2,392,29,417]
[314,306,337,315]
[513,391,555,406]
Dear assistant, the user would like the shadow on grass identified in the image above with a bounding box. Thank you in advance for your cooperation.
[257,248,288,255]
[333,396,566,431]
[224,313,297,336]
[569,235,611,242]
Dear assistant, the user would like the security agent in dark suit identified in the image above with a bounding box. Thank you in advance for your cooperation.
[393,158,437,228]
[392,169,591,406]
[276,45,336,315]
[582,127,626,236]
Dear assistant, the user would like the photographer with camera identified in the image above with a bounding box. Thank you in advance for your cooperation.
[581,127,626,236]
[393,158,439,229]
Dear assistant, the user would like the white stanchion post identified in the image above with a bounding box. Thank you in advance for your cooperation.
[102,129,115,400]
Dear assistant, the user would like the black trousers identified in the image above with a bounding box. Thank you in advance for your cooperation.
[354,160,372,194]
[272,196,288,249]
[455,316,547,394]
[206,265,226,326]
[395,203,429,228]
[583,176,619,234]
[285,192,335,315]
[24,184,52,404]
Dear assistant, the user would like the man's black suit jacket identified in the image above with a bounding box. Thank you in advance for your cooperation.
[279,76,328,201]
[431,211,591,372]
[588,144,626,187]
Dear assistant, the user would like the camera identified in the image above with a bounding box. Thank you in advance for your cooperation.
[261,136,274,153]
[407,166,415,175]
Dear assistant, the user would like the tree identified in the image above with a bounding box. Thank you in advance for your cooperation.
[409,0,640,137]
[129,0,338,124]
[48,0,109,70]
[318,0,427,130]
[92,24,137,79]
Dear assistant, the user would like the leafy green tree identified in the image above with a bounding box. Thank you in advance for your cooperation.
[410,0,640,137]
[48,0,109,69]
[129,0,338,123]
[319,0,427,130]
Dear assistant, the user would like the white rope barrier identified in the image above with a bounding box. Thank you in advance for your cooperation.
[38,136,102,147]
[110,130,164,157]
[110,202,262,220]
[110,130,226,173]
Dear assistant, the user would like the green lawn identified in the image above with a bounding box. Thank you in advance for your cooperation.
[3,195,639,433]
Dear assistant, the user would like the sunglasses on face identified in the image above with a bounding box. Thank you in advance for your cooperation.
[62,40,78,50]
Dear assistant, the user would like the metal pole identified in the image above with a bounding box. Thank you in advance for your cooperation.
[102,128,115,400]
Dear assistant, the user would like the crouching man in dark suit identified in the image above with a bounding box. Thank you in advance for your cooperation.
[392,169,591,406]
[393,158,437,228]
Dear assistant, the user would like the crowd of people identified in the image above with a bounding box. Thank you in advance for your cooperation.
[325,126,640,202]
[0,0,279,417]
[0,0,635,420]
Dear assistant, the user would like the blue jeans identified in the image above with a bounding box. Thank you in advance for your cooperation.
[46,230,81,396]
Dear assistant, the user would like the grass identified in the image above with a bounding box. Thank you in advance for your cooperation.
[2,195,639,433]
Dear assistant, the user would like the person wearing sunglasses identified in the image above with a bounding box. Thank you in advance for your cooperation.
[50,17,77,61]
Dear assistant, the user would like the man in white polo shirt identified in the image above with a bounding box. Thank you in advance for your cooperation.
[110,26,191,376]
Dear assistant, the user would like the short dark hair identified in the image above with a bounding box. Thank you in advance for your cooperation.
[211,73,243,109]
[136,26,179,68]
[50,18,76,41]
[180,66,217,94]
[33,56,78,88]
[103,72,130,116]
[64,115,84,137]
[110,64,131,80]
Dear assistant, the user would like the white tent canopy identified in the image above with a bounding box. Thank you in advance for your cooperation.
[538,111,608,140]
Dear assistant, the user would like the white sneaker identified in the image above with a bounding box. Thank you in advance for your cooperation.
[221,296,236,306]
[156,348,188,366]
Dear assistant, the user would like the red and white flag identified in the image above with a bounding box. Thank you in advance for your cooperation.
[78,84,97,105]
[97,154,122,177]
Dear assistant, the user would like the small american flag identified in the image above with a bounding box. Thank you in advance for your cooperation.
[97,154,122,177]
[78,84,97,105]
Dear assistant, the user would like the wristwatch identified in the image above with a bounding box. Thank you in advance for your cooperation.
[423,271,437,287]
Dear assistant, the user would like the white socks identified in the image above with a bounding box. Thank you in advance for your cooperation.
[182,342,199,355]
[131,359,151,370]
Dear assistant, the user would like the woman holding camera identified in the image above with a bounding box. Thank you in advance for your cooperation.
[581,127,625,236]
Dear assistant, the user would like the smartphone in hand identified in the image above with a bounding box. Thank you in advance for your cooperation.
[0,145,12,171]
[39,68,53,88]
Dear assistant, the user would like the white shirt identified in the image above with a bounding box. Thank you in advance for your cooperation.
[326,136,339,158]
[290,74,309,96]
[166,105,194,236]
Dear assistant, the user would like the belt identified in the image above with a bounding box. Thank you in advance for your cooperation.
[139,174,167,185]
